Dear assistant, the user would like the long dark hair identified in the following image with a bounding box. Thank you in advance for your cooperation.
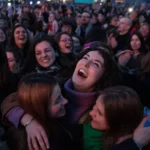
[10,24,30,62]
[10,24,29,48]
[77,45,119,90]
[22,35,57,74]
[99,86,143,150]
[130,32,148,54]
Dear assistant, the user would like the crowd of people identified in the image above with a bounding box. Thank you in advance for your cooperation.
[0,1,150,150]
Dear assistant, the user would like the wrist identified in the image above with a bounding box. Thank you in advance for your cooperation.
[133,138,142,149]
[21,113,33,127]
[24,118,34,128]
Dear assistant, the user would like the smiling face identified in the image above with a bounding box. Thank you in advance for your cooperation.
[35,41,56,68]
[49,84,68,118]
[59,34,72,53]
[0,29,6,42]
[130,35,141,51]
[72,51,105,92]
[90,96,109,130]
[14,26,27,48]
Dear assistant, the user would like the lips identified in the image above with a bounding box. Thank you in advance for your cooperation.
[78,69,88,78]
[41,59,49,63]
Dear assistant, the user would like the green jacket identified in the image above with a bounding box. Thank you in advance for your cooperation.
[83,122,104,150]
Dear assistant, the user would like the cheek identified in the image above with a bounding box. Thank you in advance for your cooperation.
[14,34,17,40]
[91,68,104,80]
[59,42,64,48]
[137,42,141,47]
[50,105,60,117]
[35,55,40,63]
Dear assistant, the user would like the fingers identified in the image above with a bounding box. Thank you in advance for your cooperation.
[28,136,33,150]
[40,130,49,149]
[31,137,40,150]
[138,116,149,128]
[36,133,47,150]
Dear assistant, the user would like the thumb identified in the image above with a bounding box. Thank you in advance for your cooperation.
[138,116,148,128]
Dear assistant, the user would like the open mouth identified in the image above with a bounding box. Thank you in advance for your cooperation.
[42,59,49,63]
[78,69,88,78]
[18,37,25,40]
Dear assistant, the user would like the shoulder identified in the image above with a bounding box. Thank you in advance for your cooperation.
[109,138,139,150]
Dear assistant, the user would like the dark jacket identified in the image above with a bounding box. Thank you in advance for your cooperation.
[6,119,82,150]
[109,138,150,150]
[109,139,139,150]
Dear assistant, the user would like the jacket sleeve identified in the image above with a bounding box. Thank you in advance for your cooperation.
[1,92,25,128]
[109,138,140,150]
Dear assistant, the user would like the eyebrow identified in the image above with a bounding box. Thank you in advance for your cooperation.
[36,47,52,52]
[85,54,103,66]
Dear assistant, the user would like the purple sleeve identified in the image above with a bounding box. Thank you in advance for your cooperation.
[6,107,25,128]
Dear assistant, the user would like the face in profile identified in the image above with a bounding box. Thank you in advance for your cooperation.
[35,41,56,68]
[59,34,72,53]
[0,29,6,42]
[72,51,105,92]
[49,84,68,118]
[90,96,109,130]
[14,26,27,47]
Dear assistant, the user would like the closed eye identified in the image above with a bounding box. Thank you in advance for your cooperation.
[94,63,100,68]
[55,96,61,104]
[82,56,88,60]
[36,52,41,55]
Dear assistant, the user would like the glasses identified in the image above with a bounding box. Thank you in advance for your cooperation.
[60,39,72,43]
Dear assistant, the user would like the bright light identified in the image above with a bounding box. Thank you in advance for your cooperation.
[8,3,11,6]
[37,1,41,4]
[30,1,33,5]
[128,7,133,13]
[63,0,66,3]
[101,0,104,2]
[100,2,102,5]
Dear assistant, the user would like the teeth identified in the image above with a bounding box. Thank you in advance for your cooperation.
[42,59,49,63]
[78,69,87,77]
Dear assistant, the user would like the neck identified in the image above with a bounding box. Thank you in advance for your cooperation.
[17,44,24,49]
[73,84,94,93]
[119,31,128,35]
[133,49,140,54]
[116,134,132,144]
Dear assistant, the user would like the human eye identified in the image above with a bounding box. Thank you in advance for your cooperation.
[93,63,100,68]
[55,96,61,104]
[82,56,88,60]
[45,48,51,52]
[35,51,41,55]
[16,31,20,34]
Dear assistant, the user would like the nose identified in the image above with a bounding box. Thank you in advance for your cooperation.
[89,109,96,118]
[84,60,90,68]
[41,52,47,57]
[62,96,68,105]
